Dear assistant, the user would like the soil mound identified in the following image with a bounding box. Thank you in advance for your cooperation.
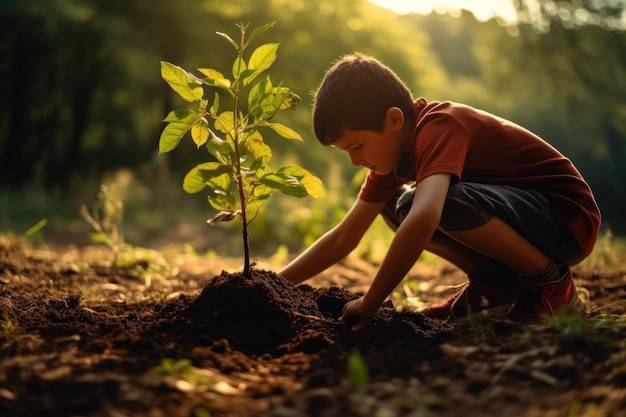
[179,268,446,356]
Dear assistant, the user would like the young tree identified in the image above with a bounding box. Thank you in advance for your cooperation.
[160,22,323,277]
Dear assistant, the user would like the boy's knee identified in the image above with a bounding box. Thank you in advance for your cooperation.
[381,185,414,228]
[439,183,492,231]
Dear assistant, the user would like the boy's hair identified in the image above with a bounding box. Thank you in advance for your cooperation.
[312,53,415,145]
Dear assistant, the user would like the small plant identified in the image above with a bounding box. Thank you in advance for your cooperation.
[159,22,323,277]
[581,228,616,269]
[23,219,47,240]
[0,317,16,334]
[548,310,626,339]
[155,358,212,387]
[81,184,172,285]
[81,184,125,258]
[347,350,369,393]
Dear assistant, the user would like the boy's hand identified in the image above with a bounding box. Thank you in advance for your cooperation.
[339,297,379,330]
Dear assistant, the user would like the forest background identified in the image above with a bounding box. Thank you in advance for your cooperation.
[1,0,625,260]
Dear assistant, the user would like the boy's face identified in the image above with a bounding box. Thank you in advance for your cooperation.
[333,108,408,175]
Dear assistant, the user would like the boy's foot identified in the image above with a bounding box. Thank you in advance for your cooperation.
[420,280,518,320]
[506,267,586,325]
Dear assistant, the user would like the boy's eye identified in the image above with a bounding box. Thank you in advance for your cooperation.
[351,145,362,151]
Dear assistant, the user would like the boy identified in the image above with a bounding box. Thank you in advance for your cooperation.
[279,53,601,328]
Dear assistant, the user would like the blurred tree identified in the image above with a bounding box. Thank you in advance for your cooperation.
[1,0,103,187]
[514,24,626,232]
[405,4,626,232]
[0,0,230,189]
[1,0,625,234]
[0,0,440,190]
[512,0,626,33]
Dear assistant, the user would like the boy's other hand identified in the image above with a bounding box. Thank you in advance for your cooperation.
[339,297,379,330]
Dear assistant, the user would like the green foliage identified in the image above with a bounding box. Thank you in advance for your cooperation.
[80,181,173,285]
[193,408,211,417]
[422,394,444,409]
[347,351,369,393]
[548,311,626,338]
[155,358,212,387]
[581,229,625,269]
[0,317,16,334]
[160,22,323,276]
[4,0,626,245]
[23,219,47,240]
[81,184,125,252]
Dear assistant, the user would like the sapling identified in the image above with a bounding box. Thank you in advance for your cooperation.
[159,22,323,277]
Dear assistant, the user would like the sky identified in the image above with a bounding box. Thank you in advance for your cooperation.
[368,0,518,23]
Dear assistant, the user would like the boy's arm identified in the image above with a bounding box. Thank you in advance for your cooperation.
[279,198,387,285]
[340,173,451,328]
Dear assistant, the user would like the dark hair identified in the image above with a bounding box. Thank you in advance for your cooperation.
[312,53,415,145]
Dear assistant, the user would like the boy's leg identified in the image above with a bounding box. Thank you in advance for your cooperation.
[381,187,519,319]
[380,186,412,231]
[439,183,586,267]
[382,183,587,322]
[382,185,523,281]
[439,183,587,323]
[423,230,520,319]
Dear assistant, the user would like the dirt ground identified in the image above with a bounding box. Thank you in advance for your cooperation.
[1,235,626,417]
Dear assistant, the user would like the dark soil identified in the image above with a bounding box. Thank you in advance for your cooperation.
[1,236,625,417]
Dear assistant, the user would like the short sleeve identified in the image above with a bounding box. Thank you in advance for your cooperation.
[413,115,469,183]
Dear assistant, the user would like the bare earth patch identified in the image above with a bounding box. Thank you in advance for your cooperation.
[1,236,625,417]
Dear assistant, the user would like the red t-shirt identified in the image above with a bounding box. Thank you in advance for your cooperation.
[359,98,601,255]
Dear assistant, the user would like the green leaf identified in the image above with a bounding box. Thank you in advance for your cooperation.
[160,109,199,153]
[251,183,272,201]
[214,111,235,134]
[161,61,204,102]
[250,85,300,122]
[243,43,280,86]
[239,69,257,83]
[163,108,197,123]
[348,352,369,394]
[183,162,231,194]
[277,166,325,198]
[266,123,302,141]
[203,168,232,192]
[246,131,272,159]
[232,56,247,79]
[208,192,238,211]
[207,134,234,159]
[191,118,210,148]
[248,77,271,118]
[250,156,268,173]
[249,43,279,72]
[159,124,184,153]
[160,123,190,153]
[251,84,290,122]
[279,91,301,111]
[261,172,308,197]
[197,68,232,90]
[245,200,264,217]
[300,171,325,198]
[89,232,112,245]
[246,22,275,47]
[210,92,220,115]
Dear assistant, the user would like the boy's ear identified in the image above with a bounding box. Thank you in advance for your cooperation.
[386,107,405,131]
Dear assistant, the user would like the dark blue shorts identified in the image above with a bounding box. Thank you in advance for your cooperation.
[382,182,586,266]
